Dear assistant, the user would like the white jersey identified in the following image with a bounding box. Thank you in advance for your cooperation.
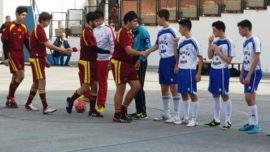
[93,23,115,61]
[155,26,180,58]
[242,35,261,71]
[211,37,235,69]
[177,36,202,69]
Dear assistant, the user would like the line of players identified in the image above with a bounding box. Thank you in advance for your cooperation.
[2,7,263,135]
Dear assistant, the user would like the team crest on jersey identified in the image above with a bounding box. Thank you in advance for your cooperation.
[18,28,22,32]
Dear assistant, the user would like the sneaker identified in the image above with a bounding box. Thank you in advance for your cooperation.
[165,116,180,123]
[266,132,270,136]
[246,125,261,134]
[96,105,105,113]
[222,121,232,130]
[6,97,18,108]
[113,113,132,123]
[129,112,142,120]
[205,119,221,127]
[88,109,104,117]
[186,119,198,127]
[239,123,252,131]
[25,104,39,111]
[174,118,189,125]
[66,97,73,114]
[140,113,148,119]
[153,114,170,121]
[43,107,57,114]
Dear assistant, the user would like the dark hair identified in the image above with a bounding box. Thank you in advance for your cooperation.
[38,12,52,23]
[178,18,192,31]
[95,10,104,19]
[86,11,99,23]
[123,11,138,24]
[237,19,252,31]
[212,20,226,32]
[157,9,170,21]
[16,6,28,15]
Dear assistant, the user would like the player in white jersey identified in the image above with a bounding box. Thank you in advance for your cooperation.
[237,20,262,134]
[205,21,234,130]
[147,9,181,122]
[174,19,203,127]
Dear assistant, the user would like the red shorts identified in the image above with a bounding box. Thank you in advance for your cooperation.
[29,57,46,80]
[8,52,25,73]
[78,60,97,84]
[111,59,139,84]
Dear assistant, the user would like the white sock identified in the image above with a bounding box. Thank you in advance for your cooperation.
[249,105,258,125]
[190,101,199,121]
[162,96,171,117]
[182,100,190,120]
[173,96,180,118]
[224,99,232,123]
[213,97,221,122]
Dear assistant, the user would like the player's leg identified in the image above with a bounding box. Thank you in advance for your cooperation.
[97,60,110,113]
[221,94,232,129]
[165,84,180,123]
[25,80,39,111]
[153,84,171,121]
[113,83,128,122]
[88,81,103,117]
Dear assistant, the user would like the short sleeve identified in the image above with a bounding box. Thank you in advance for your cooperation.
[37,26,48,43]
[253,37,261,53]
[194,39,202,57]
[120,30,132,48]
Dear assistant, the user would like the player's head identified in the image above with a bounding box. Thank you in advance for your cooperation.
[15,6,28,23]
[38,12,52,27]
[95,10,104,25]
[178,19,192,36]
[156,9,170,26]
[5,15,11,22]
[212,20,225,37]
[86,11,99,28]
[123,11,138,30]
[237,19,252,37]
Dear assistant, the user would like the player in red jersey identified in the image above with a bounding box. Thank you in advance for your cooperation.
[66,12,111,116]
[2,6,30,108]
[111,11,148,123]
[24,12,72,114]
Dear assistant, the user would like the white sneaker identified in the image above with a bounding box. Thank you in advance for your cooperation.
[165,116,180,123]
[186,119,198,127]
[25,104,39,111]
[174,118,189,125]
[153,114,170,121]
[43,107,57,114]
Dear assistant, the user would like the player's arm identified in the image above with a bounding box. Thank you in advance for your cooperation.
[91,45,111,54]
[196,56,203,82]
[44,41,71,55]
[239,60,245,84]
[125,45,145,56]
[246,53,260,78]
[208,35,215,59]
[213,46,233,64]
[174,46,180,74]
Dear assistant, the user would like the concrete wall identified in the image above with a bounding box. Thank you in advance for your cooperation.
[145,6,270,73]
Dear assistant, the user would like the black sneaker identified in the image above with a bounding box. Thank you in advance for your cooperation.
[113,113,132,123]
[6,97,18,108]
[129,112,141,120]
[222,122,232,130]
[205,119,221,127]
[66,97,73,114]
[88,109,104,117]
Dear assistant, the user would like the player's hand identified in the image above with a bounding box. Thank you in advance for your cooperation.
[209,34,215,44]
[243,75,251,85]
[140,51,148,57]
[3,59,9,66]
[212,45,220,55]
[174,65,179,74]
[65,48,72,55]
[107,62,112,70]
[173,37,180,45]
[135,60,141,71]
[239,71,244,84]
[45,59,51,68]
[196,74,201,82]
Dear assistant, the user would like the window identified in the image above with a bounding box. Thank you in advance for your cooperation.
[122,0,139,20]
[160,0,177,21]
[223,0,242,13]
[201,0,221,16]
[179,0,199,19]
[245,0,266,9]
[140,0,157,24]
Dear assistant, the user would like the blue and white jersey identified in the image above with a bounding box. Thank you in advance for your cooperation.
[155,26,180,58]
[242,35,261,71]
[177,36,202,69]
[211,37,235,69]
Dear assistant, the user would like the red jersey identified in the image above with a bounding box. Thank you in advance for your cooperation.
[112,27,136,64]
[80,27,97,61]
[2,22,29,53]
[30,25,48,58]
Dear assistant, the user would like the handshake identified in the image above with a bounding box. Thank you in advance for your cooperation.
[139,49,151,57]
